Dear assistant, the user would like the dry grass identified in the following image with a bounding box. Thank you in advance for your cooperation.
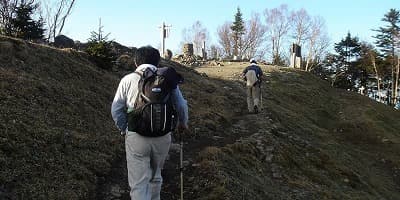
[1,36,400,199]
[0,36,123,199]
[188,62,400,200]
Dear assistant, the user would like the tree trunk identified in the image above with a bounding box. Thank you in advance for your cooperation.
[372,58,381,102]
[52,3,63,41]
[391,64,395,105]
[305,43,314,71]
[395,58,400,104]
[57,0,75,36]
[271,38,275,64]
[305,53,311,71]
[390,48,396,105]
[331,71,345,87]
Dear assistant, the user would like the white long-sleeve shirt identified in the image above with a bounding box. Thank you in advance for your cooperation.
[111,64,189,132]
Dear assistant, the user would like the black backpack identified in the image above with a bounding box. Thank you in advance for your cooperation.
[127,67,178,137]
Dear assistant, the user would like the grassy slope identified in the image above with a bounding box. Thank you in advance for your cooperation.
[191,66,400,200]
[1,36,399,199]
[0,36,123,199]
[0,37,243,199]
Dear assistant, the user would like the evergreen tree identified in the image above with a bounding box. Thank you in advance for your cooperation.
[373,8,400,105]
[231,7,245,58]
[331,32,362,89]
[374,9,400,57]
[85,18,115,70]
[334,32,361,68]
[11,1,44,40]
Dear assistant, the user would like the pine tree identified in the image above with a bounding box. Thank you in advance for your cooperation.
[374,9,400,105]
[332,32,362,89]
[85,18,115,70]
[334,32,361,68]
[11,1,44,40]
[231,7,245,58]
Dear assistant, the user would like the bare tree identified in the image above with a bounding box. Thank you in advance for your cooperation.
[181,21,209,56]
[305,16,329,71]
[264,4,291,64]
[359,43,383,101]
[240,13,267,59]
[370,51,381,101]
[290,8,311,46]
[210,44,223,59]
[192,21,208,56]
[312,33,330,67]
[181,27,191,43]
[178,27,191,53]
[41,0,75,42]
[217,21,233,58]
[254,45,270,61]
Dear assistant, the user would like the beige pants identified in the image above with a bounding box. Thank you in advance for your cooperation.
[247,84,261,112]
[125,131,171,200]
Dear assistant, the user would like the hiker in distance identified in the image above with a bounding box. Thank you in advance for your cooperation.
[111,46,189,200]
[242,58,263,114]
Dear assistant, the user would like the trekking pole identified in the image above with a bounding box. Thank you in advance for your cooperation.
[179,130,184,200]
[261,89,263,110]
[258,84,263,111]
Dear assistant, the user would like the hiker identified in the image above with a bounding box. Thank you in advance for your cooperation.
[111,46,189,200]
[242,58,263,114]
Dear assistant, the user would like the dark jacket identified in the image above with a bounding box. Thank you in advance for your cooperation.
[242,64,263,84]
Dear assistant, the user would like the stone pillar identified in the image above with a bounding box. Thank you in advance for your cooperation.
[202,41,207,60]
[290,43,302,69]
[183,43,194,57]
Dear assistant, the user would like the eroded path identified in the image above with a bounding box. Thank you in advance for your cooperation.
[98,63,277,200]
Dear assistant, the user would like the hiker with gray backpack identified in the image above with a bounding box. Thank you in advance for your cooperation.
[111,46,189,200]
[242,58,263,114]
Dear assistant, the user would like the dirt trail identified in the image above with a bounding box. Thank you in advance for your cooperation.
[162,107,275,200]
[98,63,275,199]
[96,62,400,199]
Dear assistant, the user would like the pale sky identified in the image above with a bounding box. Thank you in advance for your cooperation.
[62,0,399,54]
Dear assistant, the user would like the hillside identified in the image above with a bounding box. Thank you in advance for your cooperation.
[0,36,123,199]
[1,36,400,200]
[0,36,246,199]
[185,64,400,199]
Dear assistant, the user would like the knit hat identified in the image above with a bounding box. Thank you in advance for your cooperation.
[250,58,257,64]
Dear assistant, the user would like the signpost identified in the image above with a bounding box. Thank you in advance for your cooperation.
[159,22,171,58]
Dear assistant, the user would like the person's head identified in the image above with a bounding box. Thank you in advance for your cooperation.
[250,58,257,64]
[135,46,160,67]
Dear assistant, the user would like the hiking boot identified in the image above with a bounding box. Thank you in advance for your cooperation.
[254,105,259,114]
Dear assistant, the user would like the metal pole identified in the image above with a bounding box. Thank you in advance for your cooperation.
[161,22,165,58]
[159,22,172,58]
[180,131,184,200]
[260,87,263,110]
